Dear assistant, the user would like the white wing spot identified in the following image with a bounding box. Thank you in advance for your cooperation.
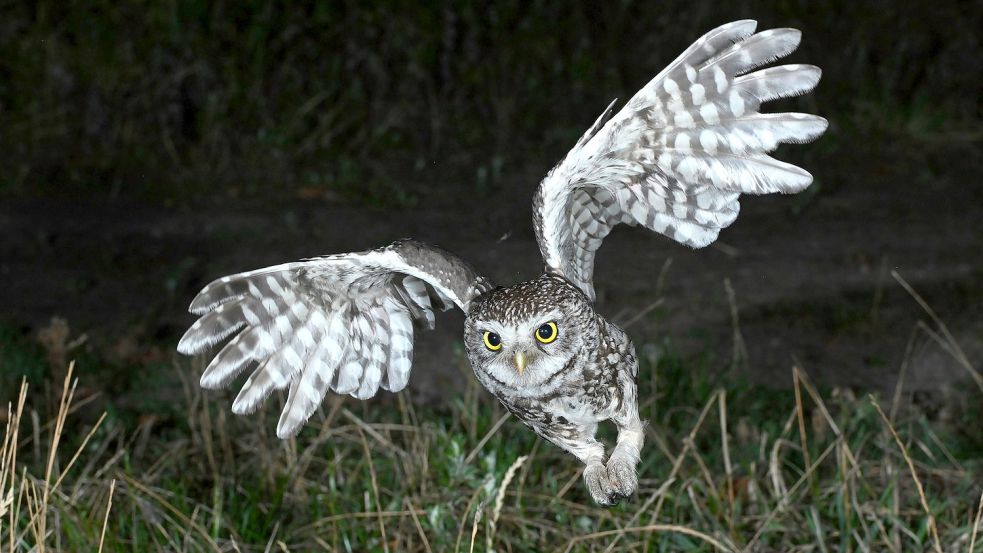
[663,77,680,96]
[709,159,729,187]
[651,195,667,212]
[309,310,328,328]
[673,111,694,127]
[258,331,275,352]
[275,315,291,336]
[297,327,316,348]
[673,133,691,150]
[729,91,745,117]
[248,281,262,297]
[684,64,697,82]
[677,157,701,182]
[739,49,753,66]
[699,130,719,154]
[690,83,705,105]
[699,103,719,125]
[284,347,303,370]
[266,276,285,296]
[242,304,261,326]
[713,66,728,93]
[696,191,713,209]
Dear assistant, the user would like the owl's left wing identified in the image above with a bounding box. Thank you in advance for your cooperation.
[533,20,827,300]
[177,239,493,438]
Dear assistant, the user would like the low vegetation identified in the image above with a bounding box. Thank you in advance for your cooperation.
[1,285,980,552]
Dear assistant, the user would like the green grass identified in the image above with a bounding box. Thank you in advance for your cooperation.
[1,329,981,552]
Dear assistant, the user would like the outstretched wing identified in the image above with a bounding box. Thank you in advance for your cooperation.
[177,239,493,438]
[533,20,827,300]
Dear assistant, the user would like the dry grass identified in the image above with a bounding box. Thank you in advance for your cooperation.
[1,281,981,551]
[1,360,978,552]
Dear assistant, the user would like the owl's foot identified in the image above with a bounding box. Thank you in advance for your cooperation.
[605,452,638,500]
[584,455,637,506]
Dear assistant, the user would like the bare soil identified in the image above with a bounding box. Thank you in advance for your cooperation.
[2,142,981,403]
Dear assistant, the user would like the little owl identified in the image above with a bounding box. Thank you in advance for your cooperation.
[178,20,826,505]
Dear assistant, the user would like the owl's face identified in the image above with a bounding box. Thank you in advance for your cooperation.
[464,275,595,390]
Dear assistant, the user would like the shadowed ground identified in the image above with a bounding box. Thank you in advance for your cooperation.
[3,139,980,404]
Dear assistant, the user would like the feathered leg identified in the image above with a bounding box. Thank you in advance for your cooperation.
[606,369,644,503]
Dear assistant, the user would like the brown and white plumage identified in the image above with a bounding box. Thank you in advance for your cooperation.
[178,239,492,438]
[534,20,826,299]
[178,20,826,505]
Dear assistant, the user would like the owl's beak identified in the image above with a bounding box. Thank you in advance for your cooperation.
[513,351,528,375]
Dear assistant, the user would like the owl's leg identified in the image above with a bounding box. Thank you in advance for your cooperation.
[533,422,620,506]
[605,371,644,502]
[572,423,638,506]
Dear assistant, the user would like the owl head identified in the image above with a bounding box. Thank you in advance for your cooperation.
[464,274,596,390]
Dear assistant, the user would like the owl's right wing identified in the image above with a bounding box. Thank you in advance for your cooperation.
[177,239,493,438]
[533,20,827,300]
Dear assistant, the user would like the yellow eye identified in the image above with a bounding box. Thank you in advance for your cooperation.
[535,322,558,344]
[482,331,502,351]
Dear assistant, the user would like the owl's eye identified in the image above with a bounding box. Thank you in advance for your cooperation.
[535,322,558,344]
[482,331,502,351]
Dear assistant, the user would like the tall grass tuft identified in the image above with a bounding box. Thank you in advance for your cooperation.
[0,354,979,551]
[0,278,981,550]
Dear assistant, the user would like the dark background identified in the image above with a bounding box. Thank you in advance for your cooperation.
[1,1,981,405]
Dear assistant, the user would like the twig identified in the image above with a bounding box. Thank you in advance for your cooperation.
[619,298,665,329]
[890,326,920,423]
[719,390,735,527]
[891,270,983,393]
[556,467,583,500]
[469,498,485,553]
[118,473,223,551]
[969,489,983,553]
[97,479,116,553]
[601,392,717,553]
[564,524,733,553]
[464,412,511,465]
[405,498,433,553]
[870,396,943,553]
[744,438,840,551]
[793,367,862,473]
[651,391,721,521]
[455,477,491,553]
[793,368,814,489]
[356,427,389,553]
[300,510,426,531]
[487,455,528,551]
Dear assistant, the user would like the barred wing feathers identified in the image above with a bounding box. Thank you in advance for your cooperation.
[177,239,493,438]
[533,20,827,300]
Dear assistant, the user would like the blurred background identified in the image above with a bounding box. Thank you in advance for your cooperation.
[2,0,979,400]
[1,2,981,550]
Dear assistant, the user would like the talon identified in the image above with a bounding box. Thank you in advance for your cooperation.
[584,463,617,506]
[604,455,638,501]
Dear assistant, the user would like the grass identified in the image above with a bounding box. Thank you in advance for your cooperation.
[1,315,981,551]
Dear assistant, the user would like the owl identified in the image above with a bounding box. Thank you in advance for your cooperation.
[178,20,826,505]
